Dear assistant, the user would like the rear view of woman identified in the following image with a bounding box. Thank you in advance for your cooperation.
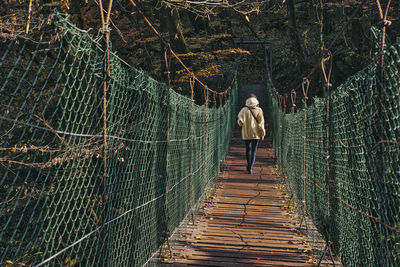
[237,95,265,174]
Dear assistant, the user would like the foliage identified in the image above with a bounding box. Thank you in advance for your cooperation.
[2,0,399,98]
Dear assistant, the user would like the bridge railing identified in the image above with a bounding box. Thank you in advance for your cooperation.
[0,14,238,266]
[266,42,400,266]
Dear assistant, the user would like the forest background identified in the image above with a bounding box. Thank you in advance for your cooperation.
[1,0,399,103]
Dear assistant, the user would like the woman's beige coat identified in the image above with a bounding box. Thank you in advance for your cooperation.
[237,97,265,140]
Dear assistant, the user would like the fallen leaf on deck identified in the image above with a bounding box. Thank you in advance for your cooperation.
[303,247,312,253]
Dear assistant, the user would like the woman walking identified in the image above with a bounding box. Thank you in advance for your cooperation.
[237,94,265,174]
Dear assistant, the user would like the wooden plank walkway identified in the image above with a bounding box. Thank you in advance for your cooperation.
[159,131,316,266]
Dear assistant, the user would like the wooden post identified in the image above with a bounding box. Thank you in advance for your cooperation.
[203,88,208,191]
[213,94,217,177]
[164,45,171,241]
[321,51,332,218]
[189,75,194,214]
[302,78,309,215]
[98,0,113,264]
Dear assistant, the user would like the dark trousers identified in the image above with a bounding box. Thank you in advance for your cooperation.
[245,139,259,169]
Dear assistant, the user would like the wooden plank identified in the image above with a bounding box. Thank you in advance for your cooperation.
[156,131,315,266]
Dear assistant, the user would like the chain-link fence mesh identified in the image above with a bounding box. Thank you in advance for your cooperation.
[0,14,238,266]
[266,41,400,266]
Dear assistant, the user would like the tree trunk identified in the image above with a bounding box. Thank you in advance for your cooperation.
[286,0,304,65]
[69,0,85,28]
[159,6,191,89]
[160,7,188,53]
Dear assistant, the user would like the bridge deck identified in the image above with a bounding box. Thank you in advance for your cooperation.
[159,130,315,266]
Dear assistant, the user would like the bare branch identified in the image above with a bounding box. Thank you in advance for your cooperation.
[162,0,262,16]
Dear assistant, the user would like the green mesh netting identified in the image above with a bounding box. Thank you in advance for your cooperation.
[266,42,400,266]
[0,14,238,266]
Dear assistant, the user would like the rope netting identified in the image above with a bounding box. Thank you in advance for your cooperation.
[266,40,400,265]
[0,13,238,266]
